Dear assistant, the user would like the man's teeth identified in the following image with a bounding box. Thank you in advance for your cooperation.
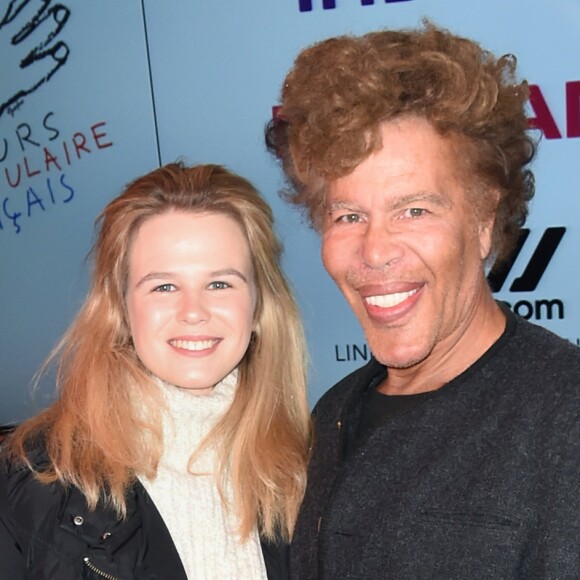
[170,339,216,351]
[365,288,418,308]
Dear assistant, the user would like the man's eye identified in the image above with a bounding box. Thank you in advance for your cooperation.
[336,213,361,223]
[404,208,427,218]
[153,284,175,293]
[209,281,231,290]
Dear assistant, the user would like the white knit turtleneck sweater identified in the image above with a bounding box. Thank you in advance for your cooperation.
[139,370,267,580]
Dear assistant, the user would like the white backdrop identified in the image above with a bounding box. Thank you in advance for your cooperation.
[1,0,578,423]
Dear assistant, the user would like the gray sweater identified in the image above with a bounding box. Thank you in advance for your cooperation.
[291,308,580,579]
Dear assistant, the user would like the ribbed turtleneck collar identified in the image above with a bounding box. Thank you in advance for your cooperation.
[152,369,238,473]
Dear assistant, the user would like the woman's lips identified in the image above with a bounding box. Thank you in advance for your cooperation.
[168,337,220,353]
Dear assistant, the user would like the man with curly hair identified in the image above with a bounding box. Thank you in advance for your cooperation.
[266,21,580,579]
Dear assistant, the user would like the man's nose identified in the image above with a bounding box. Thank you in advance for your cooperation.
[360,220,403,270]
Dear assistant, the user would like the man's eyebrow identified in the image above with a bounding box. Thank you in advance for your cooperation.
[387,192,453,211]
[326,192,453,213]
[326,200,364,213]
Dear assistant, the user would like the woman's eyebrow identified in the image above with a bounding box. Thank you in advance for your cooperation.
[135,272,174,288]
[135,268,250,287]
[209,268,249,283]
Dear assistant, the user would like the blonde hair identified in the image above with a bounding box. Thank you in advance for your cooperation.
[5,163,311,540]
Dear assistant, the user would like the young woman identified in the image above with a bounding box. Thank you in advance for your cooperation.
[0,163,311,579]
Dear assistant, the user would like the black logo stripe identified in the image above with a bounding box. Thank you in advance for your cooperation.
[510,227,565,292]
[487,227,566,293]
[487,229,530,293]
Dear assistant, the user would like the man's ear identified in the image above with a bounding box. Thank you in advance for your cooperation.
[478,218,494,261]
[478,189,500,261]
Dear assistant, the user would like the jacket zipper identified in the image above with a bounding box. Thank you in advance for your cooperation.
[83,557,120,580]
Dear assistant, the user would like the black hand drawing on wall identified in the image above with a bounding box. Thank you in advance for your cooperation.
[0,0,70,120]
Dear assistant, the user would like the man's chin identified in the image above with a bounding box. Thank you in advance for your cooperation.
[370,344,431,370]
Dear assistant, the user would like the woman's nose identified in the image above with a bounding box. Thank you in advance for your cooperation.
[178,291,209,324]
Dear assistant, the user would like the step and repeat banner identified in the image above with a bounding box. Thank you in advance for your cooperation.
[1,0,578,422]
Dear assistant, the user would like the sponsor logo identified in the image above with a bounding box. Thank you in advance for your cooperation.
[528,81,580,139]
[488,227,566,320]
[334,343,369,362]
[298,0,413,13]
[487,227,565,293]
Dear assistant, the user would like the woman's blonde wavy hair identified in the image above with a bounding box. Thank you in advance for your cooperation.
[5,163,311,541]
[266,20,537,265]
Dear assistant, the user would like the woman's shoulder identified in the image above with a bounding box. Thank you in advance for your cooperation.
[0,438,62,516]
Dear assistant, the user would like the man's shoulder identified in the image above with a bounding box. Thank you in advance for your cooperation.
[509,314,580,373]
[489,314,580,419]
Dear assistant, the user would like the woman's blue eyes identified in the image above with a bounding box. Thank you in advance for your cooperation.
[208,281,231,290]
[153,281,231,292]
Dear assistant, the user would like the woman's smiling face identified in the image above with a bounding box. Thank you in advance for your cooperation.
[126,210,256,394]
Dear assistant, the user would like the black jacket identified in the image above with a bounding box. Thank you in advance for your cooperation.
[0,446,287,579]
[291,309,580,578]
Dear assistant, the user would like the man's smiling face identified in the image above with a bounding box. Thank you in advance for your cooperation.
[322,116,495,382]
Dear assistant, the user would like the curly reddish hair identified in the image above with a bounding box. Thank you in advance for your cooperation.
[266,21,536,264]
